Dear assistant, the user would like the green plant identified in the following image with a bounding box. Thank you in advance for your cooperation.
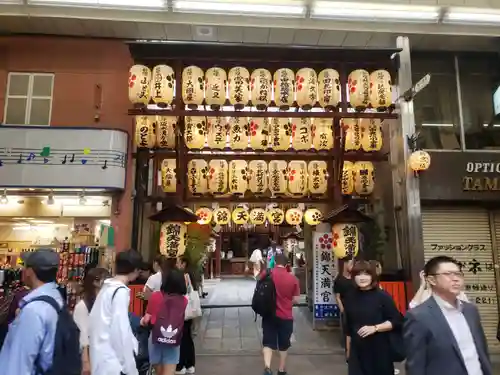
[184,223,211,274]
[360,219,386,262]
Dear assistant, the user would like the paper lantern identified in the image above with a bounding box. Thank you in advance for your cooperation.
[369,69,392,110]
[274,68,294,110]
[129,65,151,107]
[160,223,187,258]
[287,161,308,197]
[232,207,249,225]
[318,69,340,109]
[342,161,355,195]
[156,116,177,149]
[285,208,303,226]
[208,159,228,195]
[135,115,155,148]
[248,160,268,194]
[182,65,204,108]
[229,160,249,195]
[160,159,177,193]
[295,68,318,110]
[205,67,227,110]
[229,117,249,150]
[249,208,267,225]
[251,69,272,110]
[354,161,375,195]
[304,208,323,226]
[213,208,231,225]
[184,116,207,149]
[228,67,250,109]
[308,160,328,195]
[187,159,208,195]
[249,117,270,150]
[196,207,213,225]
[151,65,174,107]
[348,69,370,110]
[312,119,334,150]
[207,116,227,150]
[409,150,431,172]
[291,117,312,150]
[342,119,361,151]
[270,117,291,151]
[267,208,285,225]
[332,223,359,259]
[360,119,383,152]
[268,160,287,195]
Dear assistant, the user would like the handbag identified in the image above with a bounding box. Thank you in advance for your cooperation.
[184,273,202,321]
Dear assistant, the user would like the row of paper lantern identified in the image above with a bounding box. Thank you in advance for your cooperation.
[194,206,324,226]
[135,115,383,152]
[161,159,375,196]
[129,64,393,110]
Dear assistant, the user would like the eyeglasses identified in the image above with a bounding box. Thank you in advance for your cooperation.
[429,271,464,278]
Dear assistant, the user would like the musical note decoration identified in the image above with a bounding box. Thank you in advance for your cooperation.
[83,148,91,155]
[0,160,3,167]
[102,160,108,170]
[40,147,51,157]
[81,159,87,165]
[62,155,67,164]
[43,158,49,164]
[17,154,22,164]
[70,154,75,163]
[27,152,36,161]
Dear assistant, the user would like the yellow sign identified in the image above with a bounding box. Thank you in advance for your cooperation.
[213,208,231,225]
[267,208,285,225]
[232,207,249,225]
[249,208,267,225]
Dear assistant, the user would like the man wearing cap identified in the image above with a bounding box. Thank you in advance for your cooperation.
[0,248,63,375]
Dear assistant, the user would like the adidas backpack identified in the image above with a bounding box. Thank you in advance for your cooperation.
[152,294,186,346]
[252,270,276,318]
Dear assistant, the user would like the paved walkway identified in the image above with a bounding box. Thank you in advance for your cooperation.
[201,278,255,307]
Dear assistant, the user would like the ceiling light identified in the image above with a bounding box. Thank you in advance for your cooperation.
[28,0,165,9]
[311,1,440,22]
[173,0,306,17]
[444,7,500,25]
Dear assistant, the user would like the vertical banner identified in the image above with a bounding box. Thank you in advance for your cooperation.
[313,230,339,321]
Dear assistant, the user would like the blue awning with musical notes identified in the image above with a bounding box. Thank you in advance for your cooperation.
[0,126,128,190]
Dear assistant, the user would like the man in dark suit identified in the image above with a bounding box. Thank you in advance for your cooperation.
[404,256,492,375]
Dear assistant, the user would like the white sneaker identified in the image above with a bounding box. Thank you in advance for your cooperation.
[394,370,400,375]
[186,367,195,374]
[176,369,186,375]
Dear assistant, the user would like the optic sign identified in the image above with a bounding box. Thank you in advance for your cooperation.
[464,162,500,192]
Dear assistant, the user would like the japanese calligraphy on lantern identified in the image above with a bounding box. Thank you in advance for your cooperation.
[291,118,312,150]
[348,69,370,109]
[182,65,204,107]
[228,67,250,109]
[156,116,176,149]
[151,65,174,107]
[160,222,186,258]
[160,159,176,193]
[274,68,294,110]
[205,67,227,109]
[229,117,249,150]
[248,160,268,194]
[208,159,228,195]
[313,231,339,319]
[207,117,227,150]
[251,68,272,109]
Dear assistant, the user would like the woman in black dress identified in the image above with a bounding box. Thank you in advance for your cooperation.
[343,260,403,375]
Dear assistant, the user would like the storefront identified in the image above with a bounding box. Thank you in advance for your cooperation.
[419,151,500,351]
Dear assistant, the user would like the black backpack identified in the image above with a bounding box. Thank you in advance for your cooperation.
[26,296,82,375]
[252,270,276,318]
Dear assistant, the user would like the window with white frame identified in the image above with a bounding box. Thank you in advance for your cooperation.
[3,73,54,126]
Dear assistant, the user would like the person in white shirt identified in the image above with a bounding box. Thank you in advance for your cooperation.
[73,267,110,375]
[143,255,167,300]
[89,249,143,375]
[249,249,263,279]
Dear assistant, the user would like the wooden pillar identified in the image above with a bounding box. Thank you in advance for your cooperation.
[215,235,221,278]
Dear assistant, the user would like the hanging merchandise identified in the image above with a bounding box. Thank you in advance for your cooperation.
[129,65,151,107]
[182,65,204,108]
[360,119,383,152]
[268,160,288,195]
[304,208,323,226]
[160,158,177,193]
[249,117,270,150]
[207,116,227,149]
[307,160,328,195]
[184,116,207,149]
[248,160,268,194]
[353,161,375,195]
[270,117,291,151]
[151,65,175,107]
[196,207,213,225]
[213,207,231,225]
[249,208,267,225]
[267,207,285,225]
[228,67,250,109]
[156,116,177,149]
[287,160,308,197]
[318,68,340,110]
[285,208,304,226]
[274,68,295,110]
[348,69,370,110]
[332,223,359,259]
[187,159,209,195]
[229,117,249,150]
[228,160,249,195]
[295,68,318,110]
[369,69,392,110]
[232,207,250,225]
[312,118,334,150]
[208,159,228,195]
[341,161,355,195]
[342,119,361,151]
[135,115,156,148]
[205,67,227,110]
[291,117,312,151]
[250,68,272,110]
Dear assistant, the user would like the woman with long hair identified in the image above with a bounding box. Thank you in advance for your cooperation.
[73,267,111,375]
